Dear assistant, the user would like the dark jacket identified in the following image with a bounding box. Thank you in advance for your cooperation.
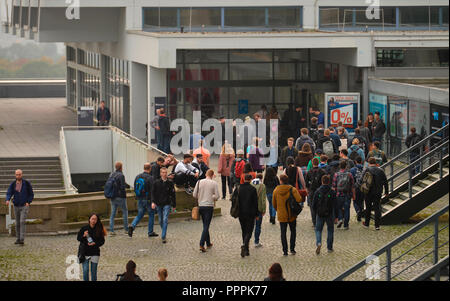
[151,178,176,208]
[118,274,143,281]
[373,119,386,139]
[317,136,338,154]
[151,162,162,180]
[295,135,316,154]
[158,115,171,136]
[237,182,259,219]
[280,146,298,168]
[248,147,264,171]
[6,180,34,207]
[312,185,336,217]
[405,133,421,155]
[134,172,153,201]
[305,167,327,193]
[110,170,127,198]
[192,161,209,180]
[363,166,388,198]
[96,107,111,123]
[326,160,341,179]
[77,225,105,257]
[329,133,342,149]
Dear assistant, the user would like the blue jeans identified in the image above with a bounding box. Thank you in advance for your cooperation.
[336,195,351,227]
[315,214,334,250]
[156,205,171,239]
[410,153,421,176]
[110,197,128,232]
[353,190,365,218]
[131,199,156,234]
[254,213,263,244]
[199,206,214,247]
[82,258,98,281]
[266,192,276,218]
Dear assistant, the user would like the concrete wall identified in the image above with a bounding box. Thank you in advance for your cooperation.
[130,62,148,140]
[65,130,113,174]
[370,67,450,79]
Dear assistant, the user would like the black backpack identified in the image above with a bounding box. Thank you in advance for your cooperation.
[230,187,240,218]
[286,187,302,218]
[310,168,325,192]
[316,189,332,218]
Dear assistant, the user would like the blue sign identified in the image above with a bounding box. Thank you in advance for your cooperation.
[238,99,249,114]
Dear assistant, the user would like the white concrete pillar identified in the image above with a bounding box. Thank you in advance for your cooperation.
[362,67,369,118]
[302,4,318,31]
[339,64,349,92]
[130,62,148,140]
[148,66,167,144]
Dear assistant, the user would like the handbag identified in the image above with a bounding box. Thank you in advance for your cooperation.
[191,206,200,221]
[295,167,308,199]
[230,186,240,219]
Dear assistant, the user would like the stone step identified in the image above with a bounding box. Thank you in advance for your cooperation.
[0,164,62,169]
[0,157,59,161]
[0,169,63,175]
[0,174,63,180]
[0,178,63,184]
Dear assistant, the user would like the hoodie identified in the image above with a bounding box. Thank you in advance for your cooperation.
[251,178,267,214]
[272,184,303,223]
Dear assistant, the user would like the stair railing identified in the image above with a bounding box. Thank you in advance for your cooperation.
[334,205,449,281]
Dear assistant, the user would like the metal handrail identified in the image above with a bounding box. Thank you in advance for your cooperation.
[334,205,449,281]
[381,124,449,170]
[412,256,449,281]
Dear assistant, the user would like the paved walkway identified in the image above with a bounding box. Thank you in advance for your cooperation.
[0,98,76,157]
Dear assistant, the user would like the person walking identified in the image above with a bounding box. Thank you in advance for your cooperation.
[117,260,142,281]
[5,169,34,245]
[405,127,422,175]
[251,174,266,248]
[332,160,355,230]
[128,163,158,238]
[96,101,111,126]
[295,128,316,154]
[317,129,338,158]
[237,174,259,257]
[280,138,298,170]
[295,143,314,176]
[218,144,234,199]
[350,156,365,222]
[77,213,106,281]
[272,174,303,256]
[150,109,161,150]
[372,111,386,147]
[240,162,257,185]
[108,162,128,236]
[263,167,280,225]
[348,138,366,163]
[305,158,327,227]
[151,167,176,243]
[283,157,307,193]
[193,170,220,252]
[312,175,336,254]
[231,149,247,187]
[248,138,264,173]
[367,141,388,166]
[362,157,389,231]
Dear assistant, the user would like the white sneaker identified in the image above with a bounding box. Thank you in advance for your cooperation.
[255,243,263,248]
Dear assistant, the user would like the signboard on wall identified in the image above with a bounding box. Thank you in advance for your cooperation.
[325,93,360,134]
[238,99,249,115]
[369,93,388,121]
[77,106,94,127]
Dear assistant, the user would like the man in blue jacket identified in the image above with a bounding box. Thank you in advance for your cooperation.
[5,169,34,245]
[96,101,111,126]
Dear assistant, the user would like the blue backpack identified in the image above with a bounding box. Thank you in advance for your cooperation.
[104,174,118,199]
[134,177,146,198]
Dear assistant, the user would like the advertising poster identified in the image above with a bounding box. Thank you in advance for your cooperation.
[325,93,360,134]
[369,93,388,121]
[430,104,449,144]
[409,100,430,139]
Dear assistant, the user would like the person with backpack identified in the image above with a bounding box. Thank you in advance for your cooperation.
[339,149,355,170]
[307,149,323,172]
[263,167,280,225]
[348,138,365,163]
[193,169,220,252]
[295,143,314,177]
[295,128,316,154]
[283,157,307,195]
[231,150,247,187]
[77,213,106,281]
[351,128,369,157]
[326,154,341,181]
[318,154,328,169]
[240,163,257,185]
[329,127,342,151]
[272,174,303,256]
[151,167,176,244]
[251,174,267,248]
[350,156,365,222]
[312,174,337,254]
[361,157,389,231]
[305,158,327,227]
[317,129,338,158]
[117,260,143,281]
[309,117,319,143]
[332,160,355,230]
[107,162,129,236]
[367,141,388,166]
[128,163,158,238]
[236,174,260,258]
[405,127,422,176]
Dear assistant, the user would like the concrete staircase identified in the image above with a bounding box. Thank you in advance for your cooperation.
[0,157,66,196]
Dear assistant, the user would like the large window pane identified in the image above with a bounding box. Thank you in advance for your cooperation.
[319,8,342,27]
[143,8,178,27]
[399,7,430,27]
[268,7,301,27]
[184,64,228,81]
[184,50,228,63]
[180,8,221,28]
[229,87,272,105]
[224,8,266,27]
[230,63,272,80]
[230,50,272,62]
[274,63,295,80]
[274,50,309,62]
[443,7,449,26]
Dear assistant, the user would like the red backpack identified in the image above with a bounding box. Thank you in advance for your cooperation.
[234,160,246,179]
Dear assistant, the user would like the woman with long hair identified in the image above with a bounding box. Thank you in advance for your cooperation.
[295,143,313,176]
[264,263,286,281]
[284,156,306,190]
[218,143,235,199]
[263,167,280,224]
[158,268,168,281]
[77,213,106,281]
[118,260,142,281]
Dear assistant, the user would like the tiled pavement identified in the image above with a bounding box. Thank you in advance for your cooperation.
[0,98,76,157]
